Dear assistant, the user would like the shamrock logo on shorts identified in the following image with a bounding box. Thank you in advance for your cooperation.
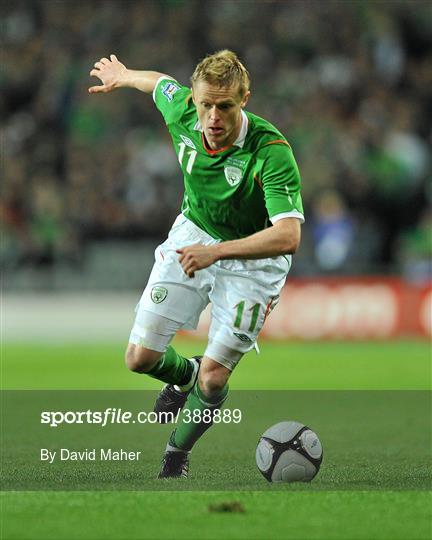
[151,286,168,304]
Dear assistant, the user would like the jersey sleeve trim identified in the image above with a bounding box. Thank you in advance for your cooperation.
[263,139,291,149]
[270,211,305,224]
[152,75,177,103]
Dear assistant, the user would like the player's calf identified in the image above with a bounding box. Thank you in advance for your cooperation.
[124,344,162,373]
[198,359,231,399]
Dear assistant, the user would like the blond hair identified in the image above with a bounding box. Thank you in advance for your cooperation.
[191,50,250,96]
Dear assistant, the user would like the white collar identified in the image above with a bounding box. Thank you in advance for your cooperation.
[193,110,249,148]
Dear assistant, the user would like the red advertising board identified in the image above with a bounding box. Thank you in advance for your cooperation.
[190,278,431,340]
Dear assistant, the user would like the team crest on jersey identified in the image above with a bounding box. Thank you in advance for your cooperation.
[224,166,243,187]
[161,81,180,102]
[151,286,168,304]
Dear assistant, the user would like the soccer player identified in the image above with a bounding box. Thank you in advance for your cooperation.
[89,50,304,478]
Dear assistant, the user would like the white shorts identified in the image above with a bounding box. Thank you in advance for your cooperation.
[130,214,291,369]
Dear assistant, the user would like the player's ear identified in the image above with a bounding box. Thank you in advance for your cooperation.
[241,90,250,108]
[191,86,196,104]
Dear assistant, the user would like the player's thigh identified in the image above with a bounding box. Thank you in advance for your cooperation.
[130,284,208,352]
[206,258,289,370]
[136,214,213,329]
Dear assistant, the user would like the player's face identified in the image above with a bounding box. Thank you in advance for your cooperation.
[192,80,250,150]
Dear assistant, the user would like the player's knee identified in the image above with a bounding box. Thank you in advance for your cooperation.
[198,368,229,397]
[124,345,161,373]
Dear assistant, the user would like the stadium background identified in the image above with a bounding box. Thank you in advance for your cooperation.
[3,0,431,341]
[1,1,431,540]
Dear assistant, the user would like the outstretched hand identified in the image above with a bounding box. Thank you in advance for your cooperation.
[176,244,219,278]
[89,54,127,94]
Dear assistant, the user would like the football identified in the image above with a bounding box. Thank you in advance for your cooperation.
[256,421,323,483]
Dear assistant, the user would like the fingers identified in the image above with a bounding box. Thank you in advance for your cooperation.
[182,263,195,278]
[177,245,207,278]
[176,249,193,277]
[179,257,197,278]
[88,85,107,94]
[89,55,119,94]
[89,67,107,92]
[93,55,117,70]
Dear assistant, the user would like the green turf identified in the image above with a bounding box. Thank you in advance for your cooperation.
[1,340,431,539]
[1,339,430,389]
[1,491,431,540]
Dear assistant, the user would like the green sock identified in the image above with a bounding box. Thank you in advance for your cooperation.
[168,381,228,452]
[146,346,194,386]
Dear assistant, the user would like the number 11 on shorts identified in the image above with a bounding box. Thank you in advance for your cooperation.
[234,301,260,333]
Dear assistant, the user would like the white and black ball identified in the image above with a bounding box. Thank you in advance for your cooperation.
[256,421,323,483]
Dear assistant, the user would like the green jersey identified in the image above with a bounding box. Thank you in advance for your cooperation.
[153,77,304,241]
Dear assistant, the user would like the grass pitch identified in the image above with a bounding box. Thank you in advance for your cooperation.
[2,338,429,390]
[1,339,431,540]
[2,491,430,540]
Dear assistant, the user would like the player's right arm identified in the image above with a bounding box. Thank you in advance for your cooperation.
[88,54,173,95]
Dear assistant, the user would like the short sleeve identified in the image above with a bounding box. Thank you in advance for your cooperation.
[258,142,305,223]
[153,77,192,124]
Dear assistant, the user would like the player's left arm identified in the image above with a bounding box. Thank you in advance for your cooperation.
[177,218,300,277]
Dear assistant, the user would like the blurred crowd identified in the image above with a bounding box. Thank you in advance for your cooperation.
[2,0,431,279]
